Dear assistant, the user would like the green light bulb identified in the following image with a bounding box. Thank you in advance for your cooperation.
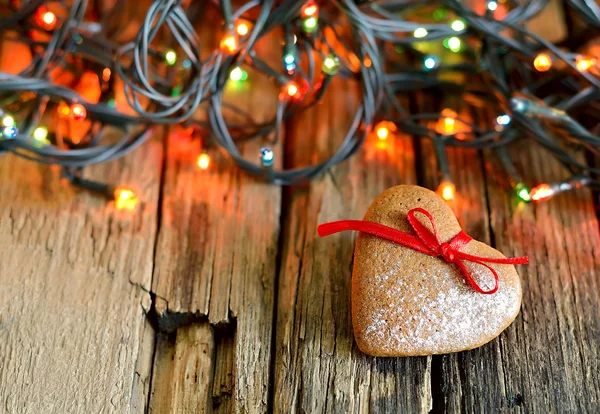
[322,55,339,75]
[165,49,177,66]
[303,16,318,33]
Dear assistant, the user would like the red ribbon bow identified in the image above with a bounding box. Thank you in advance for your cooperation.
[317,207,528,294]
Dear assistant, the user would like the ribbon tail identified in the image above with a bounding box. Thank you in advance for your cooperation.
[454,259,499,294]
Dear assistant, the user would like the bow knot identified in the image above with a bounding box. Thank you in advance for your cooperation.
[317,207,528,294]
[439,242,455,262]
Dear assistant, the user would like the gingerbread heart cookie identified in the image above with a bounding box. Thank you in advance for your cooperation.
[318,185,526,357]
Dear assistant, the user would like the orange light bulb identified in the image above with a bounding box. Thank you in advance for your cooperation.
[221,35,238,54]
[576,56,595,72]
[114,188,138,211]
[197,153,211,170]
[530,183,553,201]
[71,104,87,121]
[236,22,249,36]
[439,181,456,201]
[534,53,552,72]
[57,102,71,118]
[375,125,389,140]
[102,67,111,82]
[284,81,303,100]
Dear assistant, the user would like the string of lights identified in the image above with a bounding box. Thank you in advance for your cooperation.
[0,0,599,209]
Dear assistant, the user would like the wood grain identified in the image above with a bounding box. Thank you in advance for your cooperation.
[148,28,282,413]
[272,77,432,413]
[0,130,162,413]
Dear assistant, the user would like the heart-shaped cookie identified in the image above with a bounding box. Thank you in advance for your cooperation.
[349,185,522,357]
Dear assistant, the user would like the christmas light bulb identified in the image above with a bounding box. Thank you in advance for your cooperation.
[451,20,465,32]
[301,1,318,18]
[443,117,456,134]
[114,188,138,211]
[284,81,303,100]
[534,53,552,72]
[236,22,249,36]
[375,122,390,140]
[71,104,87,121]
[260,147,274,166]
[303,16,318,33]
[165,49,177,66]
[197,153,210,170]
[487,1,498,11]
[439,180,456,201]
[513,182,531,202]
[229,67,248,82]
[2,115,15,127]
[1,125,18,139]
[322,55,340,75]
[530,183,553,201]
[102,67,111,82]
[221,34,238,54]
[283,53,296,72]
[36,8,57,30]
[447,36,461,52]
[413,28,428,38]
[58,102,71,118]
[576,56,595,72]
[33,126,48,141]
[424,56,437,70]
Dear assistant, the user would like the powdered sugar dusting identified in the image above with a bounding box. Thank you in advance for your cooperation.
[355,238,521,355]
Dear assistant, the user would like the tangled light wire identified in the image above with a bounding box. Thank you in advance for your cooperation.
[0,0,599,203]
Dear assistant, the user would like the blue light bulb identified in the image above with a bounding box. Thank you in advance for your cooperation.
[260,147,274,166]
[424,56,437,70]
[1,125,18,139]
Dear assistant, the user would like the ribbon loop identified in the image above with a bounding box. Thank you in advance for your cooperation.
[317,207,528,294]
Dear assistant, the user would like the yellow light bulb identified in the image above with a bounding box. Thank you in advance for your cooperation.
[576,56,595,72]
[236,22,249,36]
[439,181,456,201]
[114,188,139,211]
[197,153,210,170]
[534,53,552,72]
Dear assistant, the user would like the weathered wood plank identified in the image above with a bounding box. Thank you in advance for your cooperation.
[148,323,215,414]
[273,76,431,413]
[0,130,162,413]
[149,27,282,412]
[484,143,600,412]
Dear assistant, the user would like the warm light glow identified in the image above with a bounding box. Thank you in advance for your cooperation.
[439,181,456,201]
[221,35,238,54]
[534,53,552,72]
[444,117,456,133]
[197,153,210,170]
[58,102,71,118]
[33,126,48,141]
[36,9,57,30]
[102,67,111,82]
[301,2,318,18]
[530,183,553,201]
[487,1,498,11]
[285,81,302,99]
[2,115,15,127]
[576,56,595,72]
[364,56,372,68]
[414,27,428,38]
[114,188,139,211]
[375,123,389,140]
[236,22,249,36]
[71,104,87,121]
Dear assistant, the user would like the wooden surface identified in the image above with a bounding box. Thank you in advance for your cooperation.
[1,13,600,414]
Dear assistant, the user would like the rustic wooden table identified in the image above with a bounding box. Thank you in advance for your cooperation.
[1,8,599,414]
